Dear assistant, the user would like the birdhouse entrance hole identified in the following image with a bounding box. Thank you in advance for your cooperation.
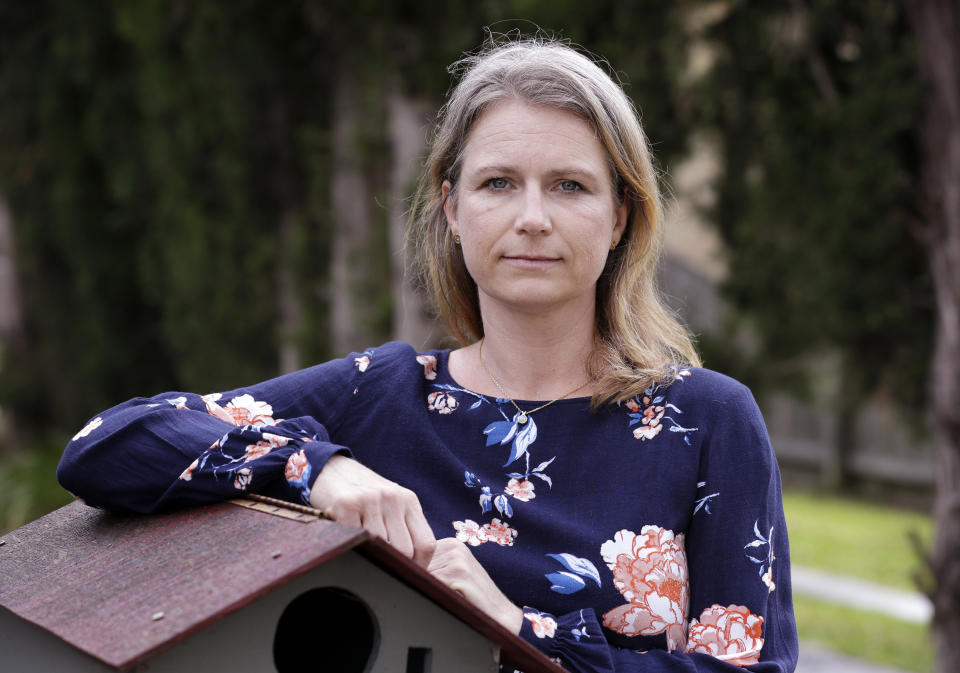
[273,587,379,673]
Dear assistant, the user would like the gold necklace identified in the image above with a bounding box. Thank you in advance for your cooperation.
[477,339,591,425]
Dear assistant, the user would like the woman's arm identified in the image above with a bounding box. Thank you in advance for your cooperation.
[57,347,436,564]
[57,386,348,512]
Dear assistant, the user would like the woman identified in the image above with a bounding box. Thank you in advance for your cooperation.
[59,39,798,672]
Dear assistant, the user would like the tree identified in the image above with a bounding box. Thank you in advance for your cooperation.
[697,0,933,490]
[905,1,960,669]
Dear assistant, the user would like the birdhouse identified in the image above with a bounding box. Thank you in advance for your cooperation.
[0,498,562,673]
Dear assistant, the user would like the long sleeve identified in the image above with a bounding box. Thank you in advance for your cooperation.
[507,380,798,672]
[57,352,366,513]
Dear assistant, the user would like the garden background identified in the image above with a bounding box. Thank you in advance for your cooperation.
[1,1,957,671]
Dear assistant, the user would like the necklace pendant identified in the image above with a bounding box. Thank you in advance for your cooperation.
[517,412,528,425]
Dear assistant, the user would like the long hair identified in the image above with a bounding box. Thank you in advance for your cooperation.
[408,37,701,406]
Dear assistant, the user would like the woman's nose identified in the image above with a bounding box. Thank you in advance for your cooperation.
[514,188,552,234]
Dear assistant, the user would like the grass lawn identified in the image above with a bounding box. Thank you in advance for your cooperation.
[793,596,933,673]
[783,490,933,590]
[784,489,934,672]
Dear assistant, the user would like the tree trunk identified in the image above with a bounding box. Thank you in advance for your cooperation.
[330,56,374,356]
[386,77,434,348]
[276,207,301,373]
[905,2,960,671]
[0,195,22,344]
[0,194,24,450]
[822,358,858,492]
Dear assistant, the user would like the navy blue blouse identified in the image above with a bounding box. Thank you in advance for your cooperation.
[58,341,798,672]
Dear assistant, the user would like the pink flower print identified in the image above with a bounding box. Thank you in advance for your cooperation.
[233,467,252,490]
[504,477,536,502]
[427,391,458,414]
[205,393,276,427]
[244,433,290,462]
[631,396,666,441]
[72,416,103,441]
[483,518,518,546]
[416,354,438,380]
[354,355,371,372]
[600,526,689,651]
[452,519,487,546]
[642,397,664,422]
[179,458,199,482]
[627,395,666,440]
[284,450,309,483]
[524,612,557,639]
[762,567,776,593]
[685,604,764,665]
[244,442,273,462]
[226,394,276,426]
[633,424,664,440]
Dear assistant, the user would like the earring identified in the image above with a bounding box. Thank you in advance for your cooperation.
[454,234,461,245]
[610,240,618,250]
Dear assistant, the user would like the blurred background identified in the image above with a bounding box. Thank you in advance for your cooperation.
[0,1,953,671]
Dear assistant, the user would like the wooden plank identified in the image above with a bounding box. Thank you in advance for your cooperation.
[228,497,320,523]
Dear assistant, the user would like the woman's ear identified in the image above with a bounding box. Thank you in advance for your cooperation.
[442,180,458,238]
[612,195,629,245]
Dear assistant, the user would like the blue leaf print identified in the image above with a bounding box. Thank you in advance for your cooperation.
[532,457,556,473]
[545,572,586,594]
[744,520,777,588]
[572,610,589,641]
[479,486,493,514]
[532,472,553,488]
[469,399,483,410]
[668,423,698,434]
[693,482,719,516]
[494,494,513,518]
[483,419,517,447]
[464,471,480,487]
[546,553,602,587]
[504,415,537,466]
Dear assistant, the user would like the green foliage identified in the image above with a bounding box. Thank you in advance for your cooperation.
[697,1,933,409]
[0,1,699,438]
[0,1,346,432]
[0,433,73,535]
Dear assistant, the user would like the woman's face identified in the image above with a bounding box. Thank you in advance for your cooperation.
[443,100,627,318]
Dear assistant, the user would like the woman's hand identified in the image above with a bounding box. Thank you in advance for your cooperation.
[309,455,436,567]
[428,537,524,634]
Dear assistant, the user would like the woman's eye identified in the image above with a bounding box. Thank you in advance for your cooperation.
[486,177,509,190]
[558,180,583,192]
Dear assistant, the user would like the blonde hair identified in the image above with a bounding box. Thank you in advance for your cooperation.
[408,37,701,406]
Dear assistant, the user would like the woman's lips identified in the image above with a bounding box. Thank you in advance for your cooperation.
[501,255,561,269]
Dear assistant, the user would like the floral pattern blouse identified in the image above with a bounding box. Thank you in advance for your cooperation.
[59,341,798,672]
